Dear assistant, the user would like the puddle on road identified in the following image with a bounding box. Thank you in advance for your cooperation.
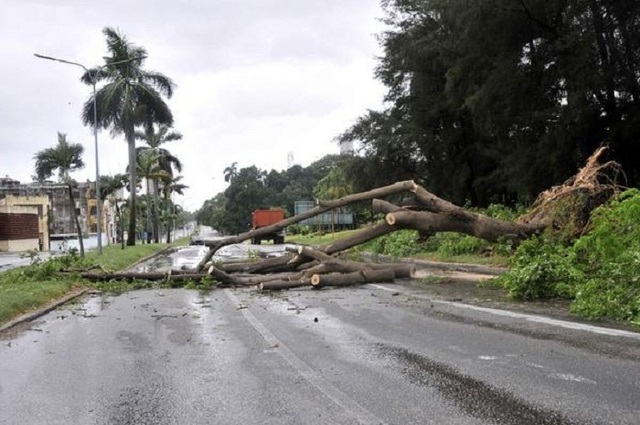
[373,342,581,425]
[129,243,293,273]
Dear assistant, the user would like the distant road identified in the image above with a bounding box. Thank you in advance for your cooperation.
[1,283,639,424]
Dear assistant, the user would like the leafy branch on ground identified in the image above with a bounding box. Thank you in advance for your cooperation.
[496,189,640,324]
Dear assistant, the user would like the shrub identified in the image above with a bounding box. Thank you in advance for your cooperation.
[358,229,427,259]
[436,234,490,257]
[496,189,640,324]
[568,189,640,321]
[496,235,581,300]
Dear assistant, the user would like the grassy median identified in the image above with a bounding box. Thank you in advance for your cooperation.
[0,240,187,326]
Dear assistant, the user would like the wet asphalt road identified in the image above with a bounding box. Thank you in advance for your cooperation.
[1,282,639,425]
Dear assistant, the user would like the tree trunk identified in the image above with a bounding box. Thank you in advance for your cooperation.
[145,178,152,244]
[67,183,85,256]
[126,129,137,246]
[259,280,312,291]
[310,269,396,289]
[153,178,160,243]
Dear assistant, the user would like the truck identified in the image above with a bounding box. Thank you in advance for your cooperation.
[251,209,286,244]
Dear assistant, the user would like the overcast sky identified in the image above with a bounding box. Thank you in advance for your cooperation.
[0,0,387,211]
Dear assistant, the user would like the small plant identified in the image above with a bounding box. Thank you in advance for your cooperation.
[20,249,42,265]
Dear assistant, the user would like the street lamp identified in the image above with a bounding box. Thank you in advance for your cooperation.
[34,53,144,254]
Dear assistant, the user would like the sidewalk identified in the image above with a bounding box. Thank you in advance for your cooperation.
[0,251,54,272]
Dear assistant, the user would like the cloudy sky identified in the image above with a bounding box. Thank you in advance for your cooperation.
[0,0,387,211]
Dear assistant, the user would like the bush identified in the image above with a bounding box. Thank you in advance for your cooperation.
[436,234,490,257]
[568,189,640,322]
[496,236,581,300]
[496,189,640,324]
[358,229,427,259]
[571,256,640,322]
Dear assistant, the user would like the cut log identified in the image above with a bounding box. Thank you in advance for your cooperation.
[259,279,312,291]
[207,265,255,286]
[310,268,396,289]
[293,244,416,279]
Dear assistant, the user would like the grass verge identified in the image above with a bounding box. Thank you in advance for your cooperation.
[0,240,186,326]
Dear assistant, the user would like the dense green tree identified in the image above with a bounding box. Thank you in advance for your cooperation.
[196,193,227,232]
[198,155,358,235]
[340,0,640,206]
[34,133,86,256]
[81,27,175,246]
[222,166,271,234]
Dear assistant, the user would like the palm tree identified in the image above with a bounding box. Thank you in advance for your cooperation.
[160,174,188,243]
[224,162,238,183]
[99,173,127,249]
[81,27,175,246]
[135,124,183,242]
[135,149,163,243]
[34,132,86,256]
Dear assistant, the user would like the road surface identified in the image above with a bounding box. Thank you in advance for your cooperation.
[1,282,639,424]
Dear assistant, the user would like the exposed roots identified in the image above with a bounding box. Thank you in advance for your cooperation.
[519,146,624,240]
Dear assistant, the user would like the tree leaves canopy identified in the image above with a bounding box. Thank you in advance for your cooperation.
[340,0,640,206]
[33,132,85,182]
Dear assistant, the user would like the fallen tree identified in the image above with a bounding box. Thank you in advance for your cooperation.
[81,148,621,292]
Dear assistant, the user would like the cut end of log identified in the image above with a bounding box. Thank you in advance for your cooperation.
[311,274,321,286]
[386,213,397,226]
[207,265,214,275]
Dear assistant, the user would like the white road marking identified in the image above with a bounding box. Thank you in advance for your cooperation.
[550,373,597,384]
[224,289,385,425]
[370,284,640,341]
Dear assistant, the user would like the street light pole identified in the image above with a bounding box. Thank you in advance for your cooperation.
[34,53,144,254]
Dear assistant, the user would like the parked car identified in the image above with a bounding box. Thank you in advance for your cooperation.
[189,234,205,245]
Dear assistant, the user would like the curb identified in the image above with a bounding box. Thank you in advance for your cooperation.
[0,245,181,334]
[0,288,92,334]
[361,252,508,276]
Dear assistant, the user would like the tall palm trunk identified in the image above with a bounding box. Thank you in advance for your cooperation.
[145,178,152,243]
[126,129,137,246]
[115,200,125,250]
[153,179,160,243]
[67,183,85,256]
[164,190,172,244]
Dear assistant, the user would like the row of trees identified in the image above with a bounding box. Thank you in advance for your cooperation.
[33,127,187,254]
[196,155,353,235]
[34,27,187,251]
[338,0,640,207]
[198,0,640,231]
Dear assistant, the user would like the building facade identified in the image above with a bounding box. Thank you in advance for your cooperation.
[0,176,118,252]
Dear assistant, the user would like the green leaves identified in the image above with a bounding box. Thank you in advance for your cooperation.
[497,189,640,323]
[33,133,85,182]
[343,0,640,206]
